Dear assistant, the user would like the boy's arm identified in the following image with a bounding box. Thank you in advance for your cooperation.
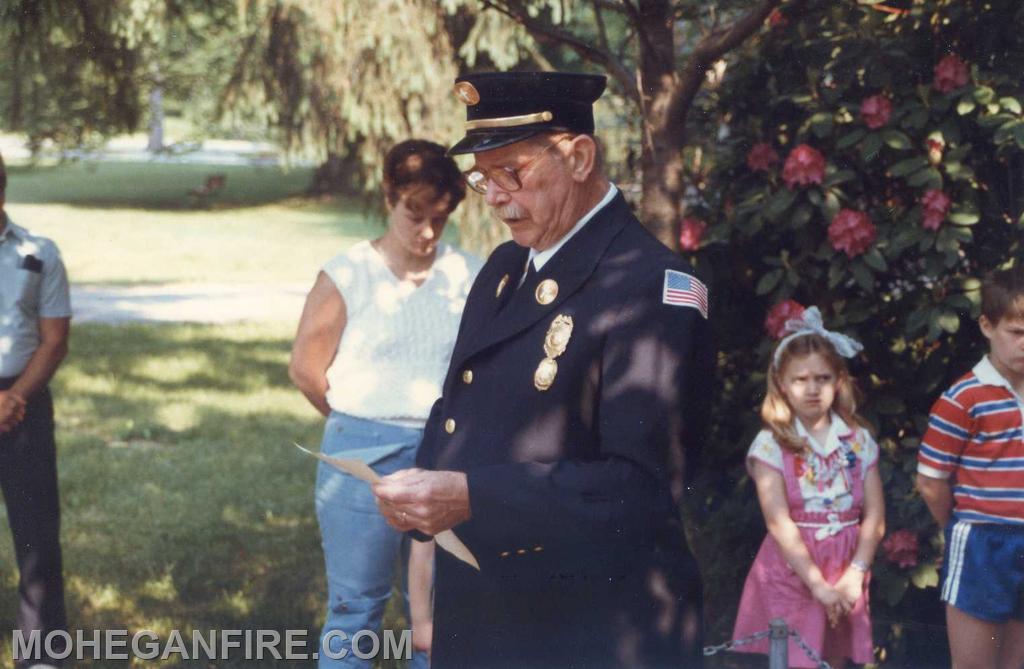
[408,539,435,653]
[916,473,954,527]
[917,391,971,527]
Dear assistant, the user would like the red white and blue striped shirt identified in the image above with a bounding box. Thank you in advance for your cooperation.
[918,356,1024,525]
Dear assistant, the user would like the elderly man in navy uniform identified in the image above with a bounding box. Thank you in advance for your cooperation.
[0,152,71,669]
[374,72,711,668]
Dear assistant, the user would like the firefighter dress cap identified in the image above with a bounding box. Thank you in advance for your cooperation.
[448,71,607,155]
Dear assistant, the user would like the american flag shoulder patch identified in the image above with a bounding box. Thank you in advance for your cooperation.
[662,269,708,318]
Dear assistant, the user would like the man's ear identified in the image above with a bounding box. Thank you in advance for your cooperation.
[564,135,597,183]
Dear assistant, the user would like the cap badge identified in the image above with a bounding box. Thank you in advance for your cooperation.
[454,81,480,106]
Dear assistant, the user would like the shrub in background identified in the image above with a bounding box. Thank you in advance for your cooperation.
[685,1,1024,664]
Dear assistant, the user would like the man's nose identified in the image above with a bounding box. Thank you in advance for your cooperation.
[484,180,510,207]
[421,225,435,240]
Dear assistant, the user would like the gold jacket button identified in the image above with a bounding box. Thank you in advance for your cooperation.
[444,418,456,434]
[499,551,510,558]
[462,369,474,384]
[533,546,543,552]
[516,548,527,555]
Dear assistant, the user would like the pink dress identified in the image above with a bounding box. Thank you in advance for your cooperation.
[731,417,876,667]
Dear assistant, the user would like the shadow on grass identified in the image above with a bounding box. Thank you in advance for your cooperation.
[6,162,318,211]
[0,324,413,668]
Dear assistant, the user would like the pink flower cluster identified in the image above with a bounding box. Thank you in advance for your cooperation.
[764,300,805,339]
[782,144,826,189]
[921,190,952,230]
[828,209,877,258]
[860,95,892,129]
[746,143,780,172]
[882,529,919,569]
[934,55,970,93]
[678,217,707,251]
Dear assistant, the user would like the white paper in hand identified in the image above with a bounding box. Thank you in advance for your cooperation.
[292,442,480,571]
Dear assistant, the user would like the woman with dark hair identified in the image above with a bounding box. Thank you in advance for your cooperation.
[290,139,480,667]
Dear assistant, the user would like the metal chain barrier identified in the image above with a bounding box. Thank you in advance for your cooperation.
[702,629,771,656]
[789,628,833,669]
[702,621,834,669]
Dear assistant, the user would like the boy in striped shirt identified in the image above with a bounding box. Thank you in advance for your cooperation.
[918,266,1024,669]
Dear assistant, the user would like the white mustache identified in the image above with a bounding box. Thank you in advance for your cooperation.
[493,205,527,220]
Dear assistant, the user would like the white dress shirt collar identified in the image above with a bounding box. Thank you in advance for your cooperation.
[528,183,617,272]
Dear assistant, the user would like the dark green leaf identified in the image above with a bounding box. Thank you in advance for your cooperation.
[908,167,943,189]
[791,204,814,227]
[944,162,975,180]
[824,169,856,187]
[863,248,888,272]
[888,156,929,177]
[949,210,980,225]
[836,128,866,149]
[1000,97,1023,115]
[937,310,960,334]
[901,109,929,130]
[881,129,912,150]
[861,132,883,162]
[973,86,995,105]
[828,263,844,289]
[852,262,874,292]
[977,113,1015,128]
[906,307,932,334]
[755,269,784,295]
[765,188,798,221]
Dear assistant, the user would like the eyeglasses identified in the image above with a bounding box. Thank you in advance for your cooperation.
[462,136,570,195]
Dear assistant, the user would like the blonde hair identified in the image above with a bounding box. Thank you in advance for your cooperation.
[761,333,867,453]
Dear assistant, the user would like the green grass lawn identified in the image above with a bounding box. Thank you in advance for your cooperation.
[4,161,385,285]
[0,323,412,668]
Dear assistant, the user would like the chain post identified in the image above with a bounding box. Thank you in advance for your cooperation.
[768,618,789,669]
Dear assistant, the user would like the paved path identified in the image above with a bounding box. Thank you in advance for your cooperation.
[71,283,310,324]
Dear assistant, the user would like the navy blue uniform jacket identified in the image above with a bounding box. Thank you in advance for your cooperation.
[417,193,711,668]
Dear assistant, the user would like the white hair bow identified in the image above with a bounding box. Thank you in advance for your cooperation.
[773,306,863,368]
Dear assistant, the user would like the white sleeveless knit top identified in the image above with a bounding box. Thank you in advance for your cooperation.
[323,240,481,424]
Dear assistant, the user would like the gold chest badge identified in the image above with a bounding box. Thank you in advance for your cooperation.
[534,315,573,391]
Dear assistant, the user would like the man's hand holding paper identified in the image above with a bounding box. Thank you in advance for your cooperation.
[372,468,471,536]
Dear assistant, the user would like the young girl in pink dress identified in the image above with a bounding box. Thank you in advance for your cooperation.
[732,307,885,668]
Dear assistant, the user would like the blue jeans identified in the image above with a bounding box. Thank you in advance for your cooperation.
[315,412,429,668]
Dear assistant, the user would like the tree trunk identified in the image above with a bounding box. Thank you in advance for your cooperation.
[636,0,683,251]
[147,62,165,153]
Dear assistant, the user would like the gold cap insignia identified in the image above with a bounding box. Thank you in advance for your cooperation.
[454,81,480,106]
[496,274,510,298]
[535,279,558,305]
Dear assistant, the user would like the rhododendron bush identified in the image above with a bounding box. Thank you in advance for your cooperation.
[680,1,1024,663]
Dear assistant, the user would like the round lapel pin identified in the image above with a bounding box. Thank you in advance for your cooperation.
[535,279,558,305]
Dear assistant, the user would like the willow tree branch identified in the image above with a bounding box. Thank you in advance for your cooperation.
[481,0,638,103]
[591,0,611,57]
